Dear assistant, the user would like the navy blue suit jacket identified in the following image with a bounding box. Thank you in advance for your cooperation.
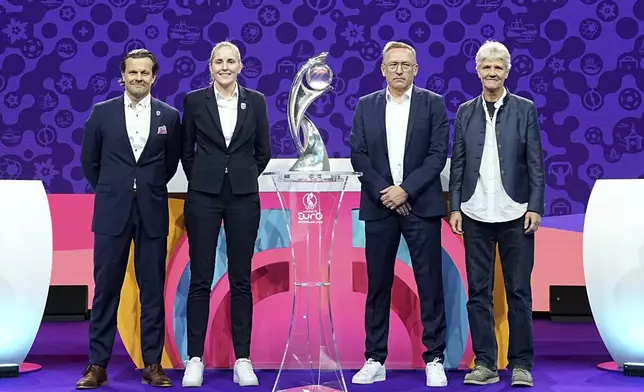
[448,91,546,215]
[181,85,271,195]
[350,86,450,221]
[81,95,182,238]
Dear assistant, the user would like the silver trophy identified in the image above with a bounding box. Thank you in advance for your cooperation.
[287,52,333,171]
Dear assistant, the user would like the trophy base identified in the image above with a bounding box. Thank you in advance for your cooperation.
[289,157,330,172]
[288,115,331,172]
[277,385,343,392]
[272,284,347,392]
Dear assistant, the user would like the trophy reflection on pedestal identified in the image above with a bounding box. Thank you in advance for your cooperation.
[263,53,361,392]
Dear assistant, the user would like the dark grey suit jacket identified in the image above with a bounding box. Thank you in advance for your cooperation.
[448,90,546,215]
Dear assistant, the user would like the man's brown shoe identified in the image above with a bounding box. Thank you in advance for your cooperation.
[76,365,107,389]
[142,364,172,387]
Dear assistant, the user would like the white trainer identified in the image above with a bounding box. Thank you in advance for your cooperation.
[425,358,448,387]
[233,358,259,386]
[351,358,386,384]
[182,357,204,387]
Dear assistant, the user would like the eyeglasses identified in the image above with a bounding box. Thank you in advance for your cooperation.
[385,62,415,72]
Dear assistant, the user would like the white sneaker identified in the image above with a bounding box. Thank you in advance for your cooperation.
[351,359,386,384]
[425,358,447,387]
[182,357,204,387]
[233,358,259,386]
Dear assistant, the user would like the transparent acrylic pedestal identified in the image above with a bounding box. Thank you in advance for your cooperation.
[263,171,362,392]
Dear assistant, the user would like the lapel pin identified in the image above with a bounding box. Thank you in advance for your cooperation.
[156,110,160,116]
[240,102,246,110]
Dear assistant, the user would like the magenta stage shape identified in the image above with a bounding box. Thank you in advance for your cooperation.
[598,361,620,371]
[19,363,42,373]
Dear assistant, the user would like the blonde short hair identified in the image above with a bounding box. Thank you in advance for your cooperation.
[209,40,241,63]
[475,40,511,71]
[382,41,417,62]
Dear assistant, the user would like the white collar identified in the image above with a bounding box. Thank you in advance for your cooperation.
[481,87,507,109]
[214,82,239,100]
[386,84,414,101]
[124,93,151,108]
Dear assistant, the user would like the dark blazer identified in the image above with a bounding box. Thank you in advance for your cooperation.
[81,95,182,238]
[181,85,271,195]
[350,86,450,221]
[448,90,546,215]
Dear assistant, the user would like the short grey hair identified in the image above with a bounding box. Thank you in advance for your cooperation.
[475,40,511,71]
[382,41,417,62]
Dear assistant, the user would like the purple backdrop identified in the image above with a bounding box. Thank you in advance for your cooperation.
[0,0,643,215]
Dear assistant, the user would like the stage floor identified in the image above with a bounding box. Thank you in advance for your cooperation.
[2,320,643,391]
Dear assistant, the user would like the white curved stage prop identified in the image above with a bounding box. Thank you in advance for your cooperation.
[0,180,53,375]
[583,179,644,371]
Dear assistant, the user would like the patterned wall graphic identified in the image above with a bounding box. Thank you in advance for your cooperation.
[0,0,643,214]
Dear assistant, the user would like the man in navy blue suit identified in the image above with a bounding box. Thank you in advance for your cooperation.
[78,49,181,389]
[350,41,450,388]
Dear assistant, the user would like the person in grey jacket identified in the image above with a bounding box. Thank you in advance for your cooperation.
[448,40,545,388]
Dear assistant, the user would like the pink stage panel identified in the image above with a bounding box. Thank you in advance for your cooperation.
[47,194,585,313]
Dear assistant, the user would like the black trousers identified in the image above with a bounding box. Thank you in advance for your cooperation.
[89,201,167,367]
[184,176,260,359]
[363,213,446,364]
[462,213,535,371]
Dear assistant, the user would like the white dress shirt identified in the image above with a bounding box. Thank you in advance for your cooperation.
[461,88,527,223]
[385,84,413,185]
[214,83,238,147]
[124,93,151,189]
